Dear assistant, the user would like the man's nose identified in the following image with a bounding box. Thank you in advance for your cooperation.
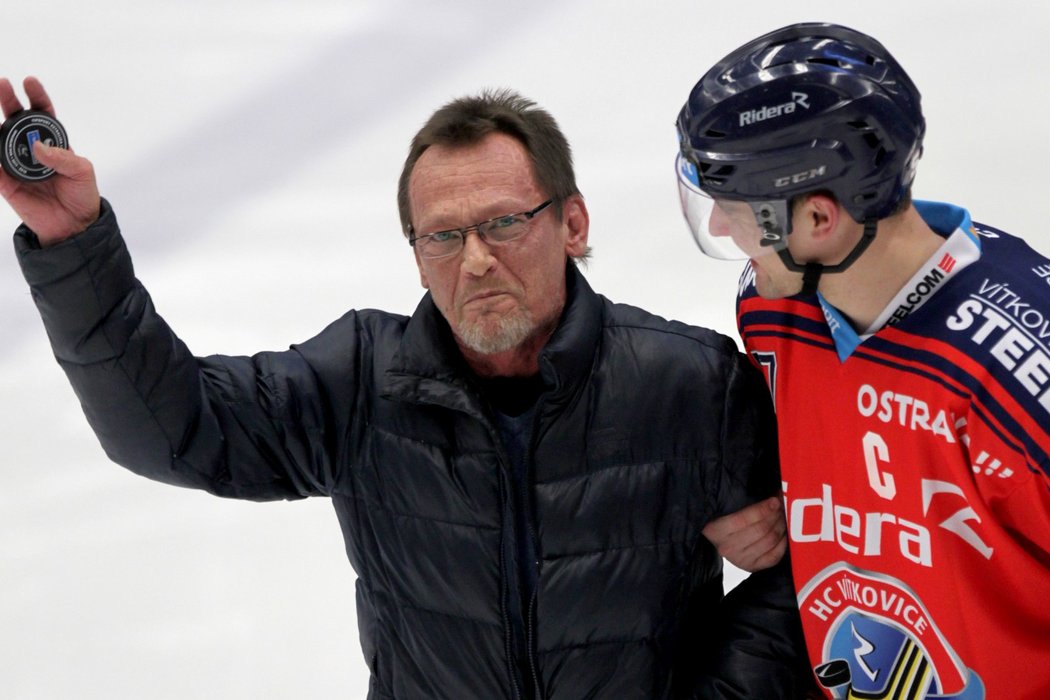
[709,202,733,238]
[461,229,496,276]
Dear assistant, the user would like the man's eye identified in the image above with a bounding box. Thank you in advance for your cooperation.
[490,216,520,229]
[429,231,457,243]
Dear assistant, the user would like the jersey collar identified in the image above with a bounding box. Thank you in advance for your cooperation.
[818,201,981,362]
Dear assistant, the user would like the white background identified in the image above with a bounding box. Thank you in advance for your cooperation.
[2,2,1048,698]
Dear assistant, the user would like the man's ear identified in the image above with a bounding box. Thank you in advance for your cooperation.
[561,194,590,257]
[798,193,841,242]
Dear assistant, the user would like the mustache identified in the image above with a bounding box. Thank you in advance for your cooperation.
[460,284,519,302]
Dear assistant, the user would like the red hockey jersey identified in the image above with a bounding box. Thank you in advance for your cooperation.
[737,202,1050,699]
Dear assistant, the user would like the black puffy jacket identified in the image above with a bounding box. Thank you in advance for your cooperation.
[16,202,810,699]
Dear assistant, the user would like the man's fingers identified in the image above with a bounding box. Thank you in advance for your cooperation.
[735,496,782,526]
[32,142,84,178]
[0,78,26,119]
[749,537,787,570]
[702,495,788,570]
[0,165,20,199]
[22,76,56,117]
[738,527,787,558]
[0,77,55,120]
[704,496,782,541]
[723,528,788,572]
[719,520,785,558]
[757,495,783,519]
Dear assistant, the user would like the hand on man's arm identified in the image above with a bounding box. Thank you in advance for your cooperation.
[703,495,787,572]
[0,76,100,244]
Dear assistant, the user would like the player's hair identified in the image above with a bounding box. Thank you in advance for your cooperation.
[397,89,582,236]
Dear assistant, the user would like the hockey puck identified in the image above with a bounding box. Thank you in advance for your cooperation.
[814,659,851,688]
[0,110,69,182]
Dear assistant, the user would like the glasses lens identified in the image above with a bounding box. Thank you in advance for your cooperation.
[479,215,528,243]
[417,231,462,258]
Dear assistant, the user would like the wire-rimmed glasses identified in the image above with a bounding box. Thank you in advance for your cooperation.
[409,199,554,259]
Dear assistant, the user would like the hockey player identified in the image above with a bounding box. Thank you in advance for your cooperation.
[676,22,1050,699]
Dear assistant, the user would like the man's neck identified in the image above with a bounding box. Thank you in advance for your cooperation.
[458,325,555,379]
[819,206,946,331]
[476,374,546,416]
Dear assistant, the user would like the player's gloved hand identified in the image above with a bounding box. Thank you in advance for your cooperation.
[704,495,787,572]
[0,76,100,245]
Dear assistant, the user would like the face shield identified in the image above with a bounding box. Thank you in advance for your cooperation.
[675,152,791,261]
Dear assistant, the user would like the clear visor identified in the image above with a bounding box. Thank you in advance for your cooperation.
[675,153,787,261]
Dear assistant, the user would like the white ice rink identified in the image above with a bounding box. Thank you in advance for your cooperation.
[2,2,1049,697]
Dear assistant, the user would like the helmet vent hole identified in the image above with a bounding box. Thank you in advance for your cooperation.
[704,128,726,139]
[873,147,888,167]
[698,162,734,185]
[807,57,845,68]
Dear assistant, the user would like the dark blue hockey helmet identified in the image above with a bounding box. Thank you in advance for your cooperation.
[675,23,925,264]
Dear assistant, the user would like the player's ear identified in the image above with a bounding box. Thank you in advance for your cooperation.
[795,193,841,242]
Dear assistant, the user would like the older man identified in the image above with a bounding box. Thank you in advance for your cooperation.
[3,77,808,698]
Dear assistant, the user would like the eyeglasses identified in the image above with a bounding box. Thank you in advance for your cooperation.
[409,199,554,259]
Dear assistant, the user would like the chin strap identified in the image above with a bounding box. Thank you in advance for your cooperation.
[801,263,824,296]
[777,218,879,296]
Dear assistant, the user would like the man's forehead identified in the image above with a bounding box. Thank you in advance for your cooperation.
[412,133,532,181]
[408,133,542,225]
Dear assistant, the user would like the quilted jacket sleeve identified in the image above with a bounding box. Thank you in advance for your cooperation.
[691,353,819,698]
[14,200,346,501]
[690,557,818,698]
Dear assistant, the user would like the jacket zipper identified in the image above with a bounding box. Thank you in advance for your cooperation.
[526,587,541,699]
[497,466,524,700]
[476,391,546,700]
[524,402,545,700]
[407,380,539,698]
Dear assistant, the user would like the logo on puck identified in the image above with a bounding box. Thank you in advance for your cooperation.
[0,110,69,182]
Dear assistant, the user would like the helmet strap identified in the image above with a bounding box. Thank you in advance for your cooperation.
[776,218,879,296]
[801,262,824,296]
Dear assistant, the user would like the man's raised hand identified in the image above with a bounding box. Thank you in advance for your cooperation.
[0,76,100,245]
